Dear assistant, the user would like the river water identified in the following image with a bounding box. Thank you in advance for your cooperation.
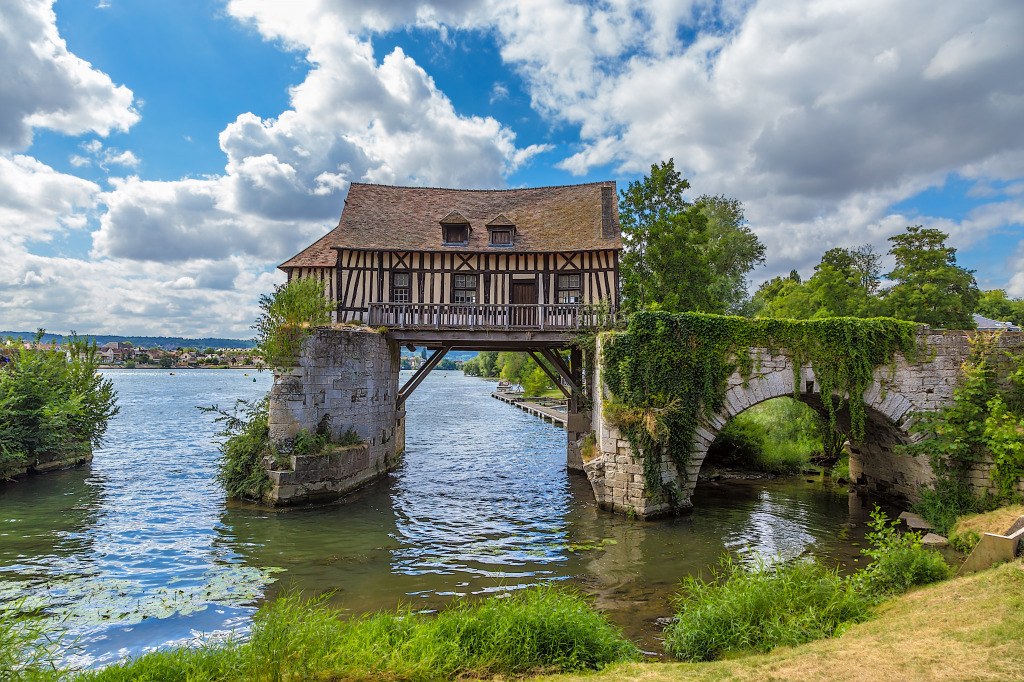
[0,369,895,666]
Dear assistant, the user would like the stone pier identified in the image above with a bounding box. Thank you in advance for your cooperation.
[266,325,404,505]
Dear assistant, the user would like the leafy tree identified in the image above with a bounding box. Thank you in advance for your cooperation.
[159,356,173,369]
[975,289,1024,326]
[882,225,978,329]
[204,347,217,354]
[136,353,151,365]
[696,194,766,314]
[436,359,457,371]
[619,160,763,314]
[806,245,882,318]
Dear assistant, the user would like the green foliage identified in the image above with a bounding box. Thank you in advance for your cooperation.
[975,289,1024,327]
[903,334,1024,531]
[665,506,952,663]
[619,159,763,315]
[461,350,498,377]
[202,396,272,500]
[663,555,872,662]
[253,277,333,370]
[882,225,979,329]
[601,311,920,500]
[854,507,952,597]
[0,332,119,480]
[74,587,639,681]
[707,398,825,474]
[159,356,173,369]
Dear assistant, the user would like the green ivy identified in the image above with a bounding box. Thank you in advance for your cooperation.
[600,311,921,501]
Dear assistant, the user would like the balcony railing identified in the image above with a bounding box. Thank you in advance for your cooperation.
[367,303,616,330]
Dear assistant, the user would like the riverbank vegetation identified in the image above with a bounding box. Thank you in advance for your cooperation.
[5,587,639,681]
[664,507,951,662]
[902,334,1024,535]
[0,332,119,480]
[462,350,559,396]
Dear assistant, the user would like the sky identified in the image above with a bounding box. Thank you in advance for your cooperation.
[2,0,1023,338]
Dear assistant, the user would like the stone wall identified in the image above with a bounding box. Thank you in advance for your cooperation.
[583,329,1024,518]
[4,446,93,480]
[266,325,403,506]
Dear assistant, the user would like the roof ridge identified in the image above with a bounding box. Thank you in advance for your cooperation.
[348,180,615,192]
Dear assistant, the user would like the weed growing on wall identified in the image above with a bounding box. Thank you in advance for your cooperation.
[903,333,1024,532]
[202,396,272,500]
[253,277,333,370]
[600,311,920,500]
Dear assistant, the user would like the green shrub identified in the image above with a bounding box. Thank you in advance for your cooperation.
[78,587,639,681]
[202,396,272,500]
[855,507,952,597]
[663,556,872,662]
[706,398,821,474]
[0,332,118,480]
[253,277,333,371]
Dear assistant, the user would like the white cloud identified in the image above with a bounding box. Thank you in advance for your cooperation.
[473,0,1024,281]
[0,0,138,151]
[0,154,99,243]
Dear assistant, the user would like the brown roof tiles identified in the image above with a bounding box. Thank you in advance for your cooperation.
[279,181,621,269]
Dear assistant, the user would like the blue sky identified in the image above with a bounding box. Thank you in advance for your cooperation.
[2,0,1023,337]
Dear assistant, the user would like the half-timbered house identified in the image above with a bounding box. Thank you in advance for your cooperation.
[279,182,620,330]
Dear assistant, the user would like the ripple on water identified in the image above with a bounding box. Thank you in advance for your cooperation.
[1,369,899,664]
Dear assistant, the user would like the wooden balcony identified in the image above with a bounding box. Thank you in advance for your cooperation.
[367,303,615,331]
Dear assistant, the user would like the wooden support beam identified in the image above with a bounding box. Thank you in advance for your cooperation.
[538,348,580,395]
[398,346,450,406]
[527,350,571,398]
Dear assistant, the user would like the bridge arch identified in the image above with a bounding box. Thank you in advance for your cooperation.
[688,367,930,504]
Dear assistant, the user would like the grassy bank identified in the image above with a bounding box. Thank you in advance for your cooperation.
[5,587,639,682]
[548,559,1024,682]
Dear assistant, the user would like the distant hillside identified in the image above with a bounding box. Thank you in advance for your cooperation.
[1,331,256,350]
[400,348,478,361]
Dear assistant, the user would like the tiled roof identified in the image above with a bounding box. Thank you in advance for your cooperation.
[280,181,621,269]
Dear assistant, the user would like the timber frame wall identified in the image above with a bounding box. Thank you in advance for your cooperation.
[287,249,619,323]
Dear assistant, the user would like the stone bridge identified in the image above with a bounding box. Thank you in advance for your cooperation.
[583,329,1024,519]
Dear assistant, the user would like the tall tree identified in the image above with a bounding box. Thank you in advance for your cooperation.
[619,160,762,314]
[882,226,979,329]
[619,159,695,312]
[696,195,766,314]
[806,245,882,318]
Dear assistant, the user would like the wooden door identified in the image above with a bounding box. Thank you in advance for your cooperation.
[512,282,537,326]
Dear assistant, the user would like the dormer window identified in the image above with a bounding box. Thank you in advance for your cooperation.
[489,229,512,246]
[443,224,469,245]
[486,214,516,247]
[440,209,470,246]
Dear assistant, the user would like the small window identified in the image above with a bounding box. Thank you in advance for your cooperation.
[489,229,512,246]
[392,272,411,303]
[453,274,478,304]
[557,273,581,304]
[443,225,469,245]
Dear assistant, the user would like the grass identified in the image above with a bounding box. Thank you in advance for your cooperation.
[546,559,1024,682]
[18,586,638,682]
[664,508,951,663]
[949,504,1024,552]
[664,556,873,662]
